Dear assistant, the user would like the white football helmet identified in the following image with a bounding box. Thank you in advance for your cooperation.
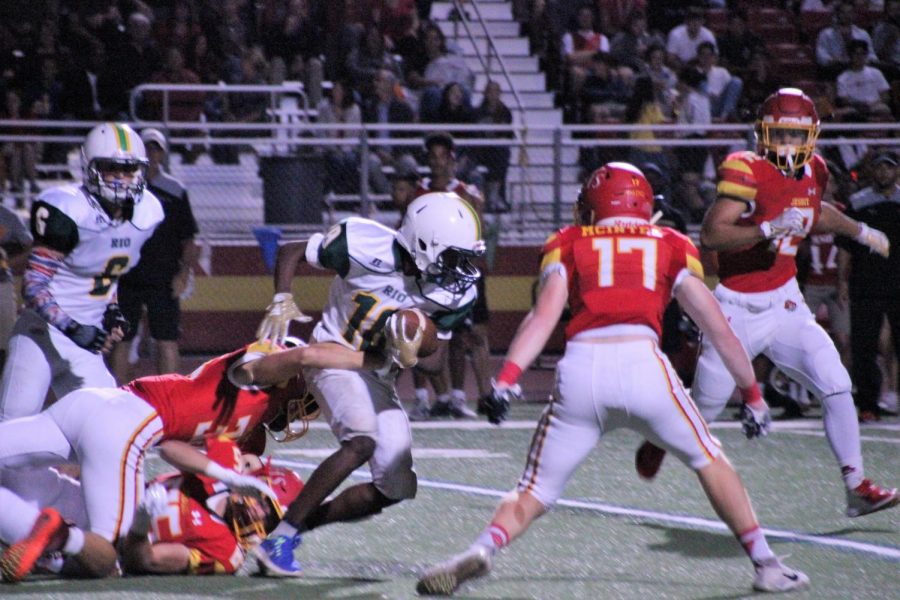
[81,122,148,211]
[397,192,486,293]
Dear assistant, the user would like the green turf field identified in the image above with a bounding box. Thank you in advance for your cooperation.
[2,404,897,599]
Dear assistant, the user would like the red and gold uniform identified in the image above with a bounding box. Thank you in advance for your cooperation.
[692,151,851,422]
[715,151,828,292]
[126,346,305,445]
[541,222,704,341]
[516,215,720,508]
[149,437,248,575]
[0,344,301,545]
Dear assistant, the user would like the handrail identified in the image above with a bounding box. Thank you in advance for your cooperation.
[449,0,535,227]
[128,82,313,127]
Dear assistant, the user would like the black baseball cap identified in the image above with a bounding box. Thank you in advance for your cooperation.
[872,150,899,167]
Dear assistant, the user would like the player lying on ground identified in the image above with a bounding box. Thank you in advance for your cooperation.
[418,162,809,595]
[0,338,379,583]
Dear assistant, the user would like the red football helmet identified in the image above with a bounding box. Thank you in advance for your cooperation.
[756,88,820,172]
[230,462,304,545]
[576,162,654,224]
[251,461,304,517]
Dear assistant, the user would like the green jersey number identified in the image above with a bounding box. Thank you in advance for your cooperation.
[342,292,395,350]
[90,256,130,297]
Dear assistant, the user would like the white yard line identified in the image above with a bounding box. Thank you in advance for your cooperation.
[270,458,900,562]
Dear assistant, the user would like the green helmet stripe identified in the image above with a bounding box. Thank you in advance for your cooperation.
[459,198,481,239]
[112,123,130,152]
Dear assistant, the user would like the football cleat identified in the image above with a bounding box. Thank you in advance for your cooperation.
[0,508,68,584]
[448,397,477,419]
[408,399,433,421]
[254,534,302,577]
[635,441,667,481]
[428,400,452,418]
[416,546,492,596]
[846,479,899,518]
[752,558,810,593]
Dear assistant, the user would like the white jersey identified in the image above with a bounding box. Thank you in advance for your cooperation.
[31,184,164,326]
[305,218,477,350]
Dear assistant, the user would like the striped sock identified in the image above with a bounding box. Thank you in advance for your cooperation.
[739,525,775,564]
[474,522,510,557]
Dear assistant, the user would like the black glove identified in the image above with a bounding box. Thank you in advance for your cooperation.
[485,381,521,425]
[65,322,108,353]
[103,303,130,336]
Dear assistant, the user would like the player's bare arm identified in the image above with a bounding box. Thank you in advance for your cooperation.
[121,538,192,575]
[503,272,568,375]
[700,197,767,250]
[235,342,381,386]
[815,202,890,257]
[258,240,314,343]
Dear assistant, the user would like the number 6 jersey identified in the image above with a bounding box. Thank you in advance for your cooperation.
[305,218,477,350]
[30,184,163,326]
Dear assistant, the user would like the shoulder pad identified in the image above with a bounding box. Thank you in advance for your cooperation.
[131,189,165,231]
[343,218,400,273]
[36,186,96,228]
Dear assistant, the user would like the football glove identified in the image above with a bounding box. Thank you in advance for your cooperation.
[485,380,521,425]
[257,293,313,345]
[204,460,279,504]
[102,302,130,335]
[384,309,425,368]
[855,223,890,258]
[740,402,772,439]
[64,322,108,353]
[760,207,805,240]
[131,482,169,535]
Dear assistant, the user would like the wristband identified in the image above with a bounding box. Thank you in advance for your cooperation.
[759,221,773,239]
[739,381,763,407]
[496,360,523,386]
[854,223,869,243]
[202,460,236,485]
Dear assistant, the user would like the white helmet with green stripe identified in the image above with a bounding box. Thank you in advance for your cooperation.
[81,122,148,211]
[397,191,486,293]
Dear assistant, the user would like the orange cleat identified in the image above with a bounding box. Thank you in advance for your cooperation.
[0,508,68,584]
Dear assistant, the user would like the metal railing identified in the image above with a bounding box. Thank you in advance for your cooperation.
[0,119,897,244]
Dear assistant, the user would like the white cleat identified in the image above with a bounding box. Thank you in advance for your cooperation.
[416,546,492,596]
[752,559,810,593]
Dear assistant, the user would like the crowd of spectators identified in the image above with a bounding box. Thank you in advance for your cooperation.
[0,1,897,222]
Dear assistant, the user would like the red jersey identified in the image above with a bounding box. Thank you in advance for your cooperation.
[126,346,305,444]
[415,178,483,210]
[541,222,703,340]
[150,437,245,574]
[715,151,828,292]
[806,232,839,286]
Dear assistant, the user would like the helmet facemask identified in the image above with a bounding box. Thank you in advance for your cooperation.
[84,157,147,213]
[264,392,321,443]
[756,121,819,173]
[424,246,483,294]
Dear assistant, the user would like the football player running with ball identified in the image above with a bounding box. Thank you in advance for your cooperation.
[254,192,484,576]
[635,88,898,518]
[0,123,164,421]
[418,163,808,595]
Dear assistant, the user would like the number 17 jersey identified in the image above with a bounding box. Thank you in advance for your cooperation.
[541,222,703,340]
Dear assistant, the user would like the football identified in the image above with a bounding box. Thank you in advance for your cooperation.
[398,309,439,358]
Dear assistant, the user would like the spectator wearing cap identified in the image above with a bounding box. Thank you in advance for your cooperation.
[110,129,199,384]
[665,6,717,71]
[835,40,893,121]
[837,150,900,421]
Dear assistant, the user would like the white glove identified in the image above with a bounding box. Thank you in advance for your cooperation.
[739,402,772,439]
[855,223,890,258]
[760,207,806,240]
[384,309,425,369]
[204,461,279,503]
[257,292,313,345]
[131,482,169,535]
